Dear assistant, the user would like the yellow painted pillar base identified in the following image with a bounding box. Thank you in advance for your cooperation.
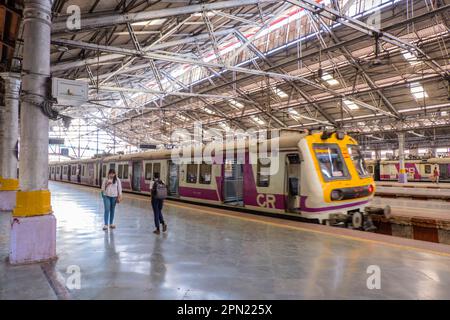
[0,177,19,191]
[12,190,52,217]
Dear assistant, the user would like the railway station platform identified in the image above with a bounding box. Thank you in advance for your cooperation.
[376,182,450,189]
[375,185,450,200]
[1,181,450,300]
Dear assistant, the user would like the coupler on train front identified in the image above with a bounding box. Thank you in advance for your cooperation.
[322,206,391,231]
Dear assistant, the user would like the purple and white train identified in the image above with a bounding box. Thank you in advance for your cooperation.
[49,130,376,227]
[366,158,450,182]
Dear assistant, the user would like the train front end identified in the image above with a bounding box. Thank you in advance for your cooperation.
[299,131,376,229]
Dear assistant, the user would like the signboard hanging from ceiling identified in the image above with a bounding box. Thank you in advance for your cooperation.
[139,144,157,149]
[49,138,65,145]
[51,77,88,106]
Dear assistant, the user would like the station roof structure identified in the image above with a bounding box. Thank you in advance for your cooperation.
[5,0,450,155]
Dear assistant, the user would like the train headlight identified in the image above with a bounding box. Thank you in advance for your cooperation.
[368,184,374,194]
[331,189,344,201]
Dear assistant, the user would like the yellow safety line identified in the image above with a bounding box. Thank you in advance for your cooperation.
[121,193,450,258]
[53,182,450,258]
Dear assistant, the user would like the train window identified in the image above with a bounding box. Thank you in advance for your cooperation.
[63,166,67,175]
[425,165,431,174]
[314,144,349,181]
[347,145,369,177]
[257,158,271,187]
[186,164,198,183]
[368,165,374,174]
[145,163,153,180]
[123,164,129,179]
[118,164,123,179]
[57,167,60,174]
[102,165,107,178]
[81,165,85,177]
[199,163,212,184]
[72,166,76,175]
[109,163,116,171]
[153,163,161,180]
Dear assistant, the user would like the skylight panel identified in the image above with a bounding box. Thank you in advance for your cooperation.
[402,50,421,66]
[177,114,189,121]
[251,116,265,125]
[321,72,339,86]
[131,19,167,26]
[273,87,288,98]
[229,99,244,109]
[204,108,216,115]
[343,99,359,110]
[288,108,299,116]
[410,82,428,99]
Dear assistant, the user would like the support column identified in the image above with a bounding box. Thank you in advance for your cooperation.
[0,73,20,211]
[398,132,408,183]
[9,0,56,265]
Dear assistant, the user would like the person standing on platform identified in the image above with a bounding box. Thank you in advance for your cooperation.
[151,176,168,235]
[433,166,440,184]
[101,169,122,230]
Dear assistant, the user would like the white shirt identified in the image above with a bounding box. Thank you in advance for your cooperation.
[102,177,122,197]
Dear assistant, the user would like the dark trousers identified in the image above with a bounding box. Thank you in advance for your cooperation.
[151,198,165,229]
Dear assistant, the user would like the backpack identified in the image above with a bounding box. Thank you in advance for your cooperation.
[154,181,168,200]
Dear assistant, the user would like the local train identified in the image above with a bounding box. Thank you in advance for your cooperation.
[366,158,450,182]
[49,130,376,229]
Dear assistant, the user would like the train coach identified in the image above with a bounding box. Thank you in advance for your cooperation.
[50,130,376,229]
[366,158,450,182]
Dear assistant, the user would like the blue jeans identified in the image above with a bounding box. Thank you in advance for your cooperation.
[103,195,117,225]
[151,198,165,229]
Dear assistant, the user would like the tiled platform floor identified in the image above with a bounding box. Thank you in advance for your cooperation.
[1,181,450,299]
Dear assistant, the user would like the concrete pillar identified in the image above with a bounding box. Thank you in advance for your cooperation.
[398,132,408,183]
[9,0,56,265]
[0,73,20,211]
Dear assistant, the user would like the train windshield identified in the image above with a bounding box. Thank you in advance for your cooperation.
[347,145,369,177]
[314,144,349,181]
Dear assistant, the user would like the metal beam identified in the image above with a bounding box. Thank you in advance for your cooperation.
[286,0,450,78]
[52,0,278,32]
[51,29,235,73]
[51,38,396,118]
[234,29,337,125]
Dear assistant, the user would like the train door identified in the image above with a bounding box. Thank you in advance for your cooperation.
[67,165,71,181]
[286,153,301,212]
[167,160,179,197]
[132,161,142,191]
[374,160,381,181]
[223,159,243,205]
[77,164,81,183]
[439,164,448,181]
[99,163,106,186]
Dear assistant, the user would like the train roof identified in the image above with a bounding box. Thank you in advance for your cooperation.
[363,158,450,164]
[381,160,429,163]
[50,130,368,165]
[427,158,450,163]
[102,131,308,162]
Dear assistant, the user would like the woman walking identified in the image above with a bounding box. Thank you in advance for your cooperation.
[101,169,122,230]
[433,166,440,184]
[151,178,168,235]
